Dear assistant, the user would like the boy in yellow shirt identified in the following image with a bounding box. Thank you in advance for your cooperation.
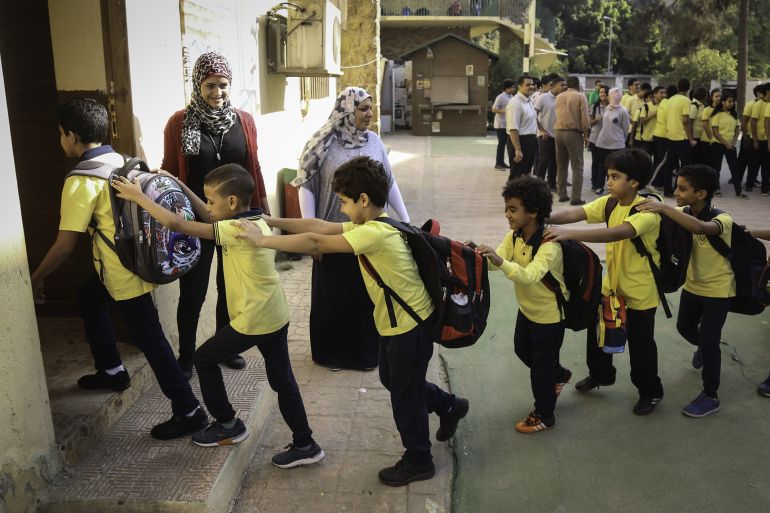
[475,176,571,434]
[651,85,676,192]
[544,148,665,415]
[738,85,764,191]
[30,99,204,440]
[232,156,467,486]
[113,164,323,467]
[750,83,769,195]
[637,165,735,417]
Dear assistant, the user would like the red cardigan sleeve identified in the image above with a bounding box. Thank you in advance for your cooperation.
[161,110,187,181]
[238,110,268,209]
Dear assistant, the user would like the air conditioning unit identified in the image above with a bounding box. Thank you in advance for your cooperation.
[266,1,342,77]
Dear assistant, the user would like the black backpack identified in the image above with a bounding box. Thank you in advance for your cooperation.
[605,194,692,318]
[692,207,769,315]
[523,229,604,331]
[359,218,490,348]
[67,156,201,284]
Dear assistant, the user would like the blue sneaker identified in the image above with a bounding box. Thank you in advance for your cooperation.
[192,418,249,447]
[758,375,770,397]
[691,349,703,370]
[682,392,720,418]
[272,442,325,468]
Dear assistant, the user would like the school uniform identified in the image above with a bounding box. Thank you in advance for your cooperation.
[663,94,694,194]
[710,112,741,193]
[507,92,539,180]
[493,91,514,167]
[639,102,658,156]
[689,99,708,164]
[342,214,454,466]
[652,98,670,188]
[675,208,735,398]
[194,211,315,445]
[582,196,664,400]
[62,146,199,416]
[750,100,769,192]
[492,229,569,420]
[738,100,758,187]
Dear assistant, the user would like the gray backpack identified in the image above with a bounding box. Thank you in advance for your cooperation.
[67,156,201,284]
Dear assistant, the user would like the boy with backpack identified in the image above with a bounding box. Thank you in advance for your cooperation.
[475,176,573,434]
[230,156,469,486]
[636,164,735,417]
[545,148,666,415]
[113,163,324,467]
[30,99,205,439]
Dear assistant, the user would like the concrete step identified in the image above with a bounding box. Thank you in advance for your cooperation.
[43,355,276,513]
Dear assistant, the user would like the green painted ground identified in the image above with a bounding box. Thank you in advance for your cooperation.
[441,271,770,513]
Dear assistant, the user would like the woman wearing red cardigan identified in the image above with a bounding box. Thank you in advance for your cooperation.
[162,52,270,377]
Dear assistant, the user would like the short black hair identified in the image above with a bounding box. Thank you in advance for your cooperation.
[605,148,654,188]
[332,156,389,207]
[501,175,552,222]
[753,84,762,96]
[566,76,580,90]
[204,163,255,207]
[666,84,679,99]
[518,75,533,86]
[627,78,639,88]
[677,78,691,92]
[677,164,719,201]
[550,75,565,85]
[652,85,665,95]
[642,89,653,100]
[595,79,603,85]
[502,79,515,90]
[692,87,707,102]
[56,99,108,144]
[639,82,652,92]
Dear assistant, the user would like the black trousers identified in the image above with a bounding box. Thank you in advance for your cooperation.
[651,136,668,188]
[676,290,731,398]
[586,307,664,399]
[194,323,314,446]
[508,134,538,181]
[379,317,454,466]
[535,135,557,187]
[710,143,741,194]
[513,311,566,419]
[739,136,760,186]
[177,238,229,362]
[663,140,693,194]
[757,143,770,192]
[496,128,511,166]
[77,273,199,415]
[591,146,614,190]
[693,140,711,165]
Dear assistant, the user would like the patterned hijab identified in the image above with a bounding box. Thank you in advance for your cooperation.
[293,87,371,186]
[182,52,238,156]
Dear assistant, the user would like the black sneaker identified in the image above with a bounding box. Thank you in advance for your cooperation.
[378,457,435,487]
[574,375,614,393]
[494,163,506,170]
[192,418,249,447]
[691,348,703,370]
[224,355,246,369]
[436,397,470,442]
[151,408,208,440]
[745,186,754,192]
[570,199,586,206]
[77,370,131,392]
[558,197,570,203]
[633,396,663,416]
[758,375,770,397]
[271,442,325,468]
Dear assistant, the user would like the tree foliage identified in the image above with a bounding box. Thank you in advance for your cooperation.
[663,48,737,86]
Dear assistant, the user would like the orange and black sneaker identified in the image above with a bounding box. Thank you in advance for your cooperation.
[555,367,573,398]
[515,412,555,434]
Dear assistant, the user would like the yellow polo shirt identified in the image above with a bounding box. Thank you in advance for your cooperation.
[751,100,768,141]
[666,94,692,141]
[632,106,645,142]
[689,100,704,140]
[641,103,658,142]
[491,232,568,324]
[679,208,736,298]
[214,215,290,335]
[60,159,157,301]
[342,215,434,336]
[742,100,755,120]
[701,106,715,143]
[654,98,669,138]
[711,112,739,144]
[583,195,661,310]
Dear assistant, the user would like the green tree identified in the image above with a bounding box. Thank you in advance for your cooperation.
[663,48,737,86]
[488,41,523,101]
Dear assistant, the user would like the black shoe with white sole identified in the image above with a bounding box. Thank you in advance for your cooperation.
[272,442,325,468]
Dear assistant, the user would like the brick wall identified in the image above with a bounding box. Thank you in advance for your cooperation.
[381,26,471,60]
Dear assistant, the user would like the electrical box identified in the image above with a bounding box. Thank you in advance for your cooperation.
[267,1,342,77]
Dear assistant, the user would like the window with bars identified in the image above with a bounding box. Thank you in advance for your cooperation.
[301,77,330,100]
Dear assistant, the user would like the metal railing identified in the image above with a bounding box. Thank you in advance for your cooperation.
[381,0,556,42]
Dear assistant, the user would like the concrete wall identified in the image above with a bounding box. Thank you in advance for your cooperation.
[0,55,60,513]
[48,0,107,92]
[381,26,471,60]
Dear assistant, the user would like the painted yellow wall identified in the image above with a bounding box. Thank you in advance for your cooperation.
[0,54,60,513]
[48,0,107,92]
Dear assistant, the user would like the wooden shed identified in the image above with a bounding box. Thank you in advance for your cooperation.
[400,34,498,136]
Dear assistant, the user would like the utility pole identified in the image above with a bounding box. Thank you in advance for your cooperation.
[604,16,613,75]
[738,0,749,110]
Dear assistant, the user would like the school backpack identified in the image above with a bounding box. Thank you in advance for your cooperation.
[691,206,769,315]
[66,156,201,284]
[359,217,490,349]
[522,229,604,331]
[604,194,692,318]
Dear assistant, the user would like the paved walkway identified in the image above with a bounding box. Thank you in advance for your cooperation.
[232,133,770,513]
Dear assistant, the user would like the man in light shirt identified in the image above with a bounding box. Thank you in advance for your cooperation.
[492,79,515,170]
[506,75,538,180]
[534,75,565,189]
[554,76,590,205]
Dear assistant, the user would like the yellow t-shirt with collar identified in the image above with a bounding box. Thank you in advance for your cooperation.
[742,100,755,120]
[491,231,568,324]
[751,100,768,141]
[213,214,290,335]
[666,94,691,141]
[701,106,715,143]
[342,215,434,336]
[676,207,736,298]
[620,93,635,112]
[689,100,705,140]
[641,103,658,142]
[632,105,645,142]
[583,195,661,310]
[710,112,740,144]
[59,153,157,301]
[653,98,669,138]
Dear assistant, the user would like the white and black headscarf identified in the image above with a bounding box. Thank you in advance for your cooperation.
[181,52,237,156]
[293,87,371,186]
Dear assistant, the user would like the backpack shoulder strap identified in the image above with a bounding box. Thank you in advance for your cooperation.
[359,254,422,328]
[66,161,119,180]
[604,197,619,226]
[703,207,732,258]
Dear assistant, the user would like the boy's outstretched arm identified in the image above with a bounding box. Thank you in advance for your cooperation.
[265,216,343,236]
[233,219,353,255]
[157,170,212,222]
[544,222,636,243]
[30,230,80,299]
[112,176,214,240]
[748,229,770,241]
[635,199,721,235]
[545,206,588,225]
